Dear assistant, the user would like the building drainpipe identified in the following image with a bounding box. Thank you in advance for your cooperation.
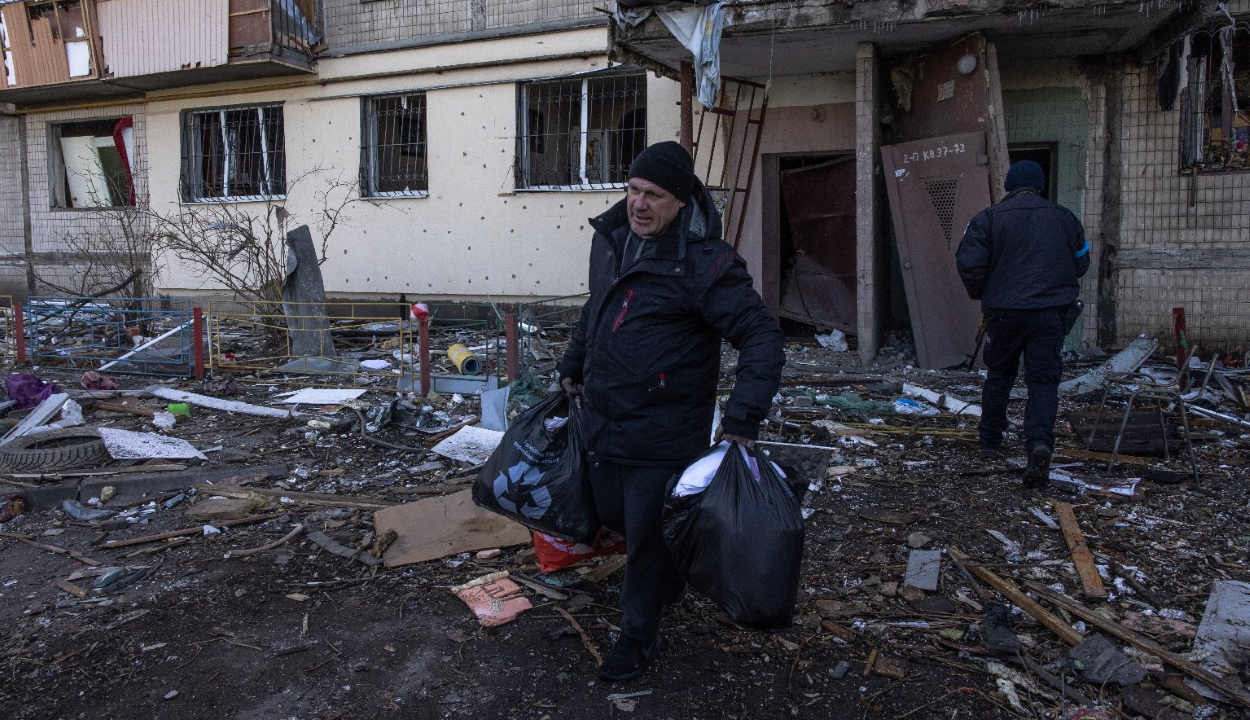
[680,61,694,155]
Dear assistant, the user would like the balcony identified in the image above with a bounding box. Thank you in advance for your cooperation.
[0,0,320,107]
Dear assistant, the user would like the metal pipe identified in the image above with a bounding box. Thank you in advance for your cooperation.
[505,312,519,382]
[1186,404,1250,430]
[418,316,430,397]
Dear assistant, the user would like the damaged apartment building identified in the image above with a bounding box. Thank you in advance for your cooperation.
[0,0,681,315]
[0,0,1246,368]
[611,0,1250,367]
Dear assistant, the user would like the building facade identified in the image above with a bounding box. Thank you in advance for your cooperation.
[0,0,682,304]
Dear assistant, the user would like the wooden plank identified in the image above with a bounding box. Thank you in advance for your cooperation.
[1051,502,1107,599]
[100,512,281,549]
[948,546,1085,646]
[6,464,186,480]
[1026,582,1250,710]
[0,531,102,566]
[194,484,396,510]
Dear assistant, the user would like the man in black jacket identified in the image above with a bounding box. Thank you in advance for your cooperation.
[557,141,784,681]
[956,160,1090,488]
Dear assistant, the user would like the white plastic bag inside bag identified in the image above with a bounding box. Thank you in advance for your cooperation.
[671,441,786,497]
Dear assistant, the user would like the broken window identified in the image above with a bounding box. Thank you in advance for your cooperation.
[516,69,647,189]
[180,105,286,202]
[28,0,93,77]
[1178,22,1250,171]
[361,93,428,197]
[0,11,14,87]
[50,117,135,209]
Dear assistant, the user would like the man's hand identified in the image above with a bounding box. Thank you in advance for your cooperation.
[560,377,583,397]
[713,425,755,449]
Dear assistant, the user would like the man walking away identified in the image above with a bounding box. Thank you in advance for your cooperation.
[557,141,784,681]
[955,160,1090,489]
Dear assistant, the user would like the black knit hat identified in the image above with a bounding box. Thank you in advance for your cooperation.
[628,141,696,200]
[1005,160,1045,192]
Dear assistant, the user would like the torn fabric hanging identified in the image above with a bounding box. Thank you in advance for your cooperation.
[657,2,726,109]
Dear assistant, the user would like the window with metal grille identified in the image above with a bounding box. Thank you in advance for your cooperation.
[516,70,647,189]
[180,105,286,202]
[362,93,428,197]
[1178,22,1250,172]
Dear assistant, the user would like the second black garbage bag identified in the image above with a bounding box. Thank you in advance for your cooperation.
[473,392,597,544]
[662,442,805,629]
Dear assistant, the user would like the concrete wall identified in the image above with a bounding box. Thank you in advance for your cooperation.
[1002,85,1094,349]
[322,0,602,54]
[148,28,681,301]
[0,114,27,297]
[736,73,858,291]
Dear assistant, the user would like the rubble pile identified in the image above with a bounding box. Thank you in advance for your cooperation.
[0,321,1247,719]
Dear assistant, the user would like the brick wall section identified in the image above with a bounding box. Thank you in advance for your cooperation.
[1116,62,1250,353]
[322,0,602,53]
[23,105,148,290]
[0,114,29,297]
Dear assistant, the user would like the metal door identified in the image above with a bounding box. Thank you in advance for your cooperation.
[881,132,990,369]
[777,157,857,331]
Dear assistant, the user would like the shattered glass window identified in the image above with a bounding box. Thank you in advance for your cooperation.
[1179,23,1250,171]
[51,117,135,209]
[361,93,428,197]
[180,105,286,202]
[516,70,647,190]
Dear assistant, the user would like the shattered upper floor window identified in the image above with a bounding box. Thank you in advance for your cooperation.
[361,93,428,197]
[51,117,135,209]
[180,105,286,202]
[516,69,647,190]
[1176,21,1250,171]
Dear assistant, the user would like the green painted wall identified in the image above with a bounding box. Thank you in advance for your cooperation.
[1003,87,1090,350]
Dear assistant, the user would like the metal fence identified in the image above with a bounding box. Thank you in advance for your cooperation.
[23,296,196,376]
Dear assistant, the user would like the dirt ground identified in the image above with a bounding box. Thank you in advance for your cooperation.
[1,333,1248,720]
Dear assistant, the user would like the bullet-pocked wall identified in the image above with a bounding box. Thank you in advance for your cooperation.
[1116,57,1250,354]
[150,28,681,301]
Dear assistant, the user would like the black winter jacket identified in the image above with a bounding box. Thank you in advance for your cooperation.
[556,184,784,466]
[955,188,1090,311]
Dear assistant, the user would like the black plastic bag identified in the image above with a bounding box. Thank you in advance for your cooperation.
[473,393,597,544]
[663,445,805,629]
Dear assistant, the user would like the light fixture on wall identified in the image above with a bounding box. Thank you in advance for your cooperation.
[956,54,978,75]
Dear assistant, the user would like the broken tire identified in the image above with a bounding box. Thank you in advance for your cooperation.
[0,428,108,473]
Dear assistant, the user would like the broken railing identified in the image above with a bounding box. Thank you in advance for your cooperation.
[514,293,587,379]
[21,296,196,376]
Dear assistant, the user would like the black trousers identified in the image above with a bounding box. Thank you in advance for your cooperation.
[588,460,684,645]
[979,309,1065,453]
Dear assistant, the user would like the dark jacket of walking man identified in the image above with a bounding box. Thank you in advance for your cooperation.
[557,141,785,681]
[955,160,1090,488]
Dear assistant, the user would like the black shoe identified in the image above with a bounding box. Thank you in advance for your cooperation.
[980,447,1004,461]
[1022,445,1052,489]
[598,635,661,682]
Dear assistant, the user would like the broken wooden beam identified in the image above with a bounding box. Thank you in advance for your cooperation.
[193,485,395,510]
[1,531,102,566]
[1051,501,1108,599]
[100,512,282,549]
[948,546,1084,647]
[1025,582,1250,710]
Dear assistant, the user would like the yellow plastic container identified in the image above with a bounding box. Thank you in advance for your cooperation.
[447,343,482,375]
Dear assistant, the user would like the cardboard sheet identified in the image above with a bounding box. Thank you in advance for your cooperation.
[374,489,532,567]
